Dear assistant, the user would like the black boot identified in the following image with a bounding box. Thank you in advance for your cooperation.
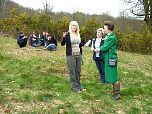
[113,82,120,100]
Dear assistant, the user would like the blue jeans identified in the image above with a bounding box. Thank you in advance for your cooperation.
[95,58,106,83]
[31,40,40,47]
[46,44,57,51]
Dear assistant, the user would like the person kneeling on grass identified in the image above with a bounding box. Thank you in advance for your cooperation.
[45,34,57,51]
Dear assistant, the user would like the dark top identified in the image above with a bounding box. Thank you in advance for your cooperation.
[17,35,27,44]
[45,37,57,46]
[40,35,47,42]
[61,32,85,56]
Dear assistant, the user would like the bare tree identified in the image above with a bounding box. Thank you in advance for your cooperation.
[0,0,4,10]
[42,0,53,13]
[124,0,152,32]
[0,0,5,18]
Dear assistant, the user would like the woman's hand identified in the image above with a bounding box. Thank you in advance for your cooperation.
[94,48,100,52]
[62,32,67,37]
[84,40,91,47]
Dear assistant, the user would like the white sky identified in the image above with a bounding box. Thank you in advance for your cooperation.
[12,0,125,17]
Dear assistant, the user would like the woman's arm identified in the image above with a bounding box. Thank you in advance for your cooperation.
[79,39,85,47]
[100,37,115,52]
[94,36,115,52]
[61,32,67,46]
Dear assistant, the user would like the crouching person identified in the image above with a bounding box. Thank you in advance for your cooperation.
[45,34,57,51]
[94,21,120,100]
[17,32,27,48]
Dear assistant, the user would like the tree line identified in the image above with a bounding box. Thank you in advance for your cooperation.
[0,2,151,54]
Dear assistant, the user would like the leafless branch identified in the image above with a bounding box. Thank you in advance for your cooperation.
[131,9,145,16]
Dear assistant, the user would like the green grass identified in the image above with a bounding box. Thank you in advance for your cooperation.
[0,36,152,113]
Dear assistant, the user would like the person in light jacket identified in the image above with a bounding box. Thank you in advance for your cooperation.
[91,28,106,83]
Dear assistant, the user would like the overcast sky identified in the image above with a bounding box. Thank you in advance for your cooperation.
[12,0,126,17]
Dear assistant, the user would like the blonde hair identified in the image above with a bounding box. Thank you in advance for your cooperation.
[69,21,80,38]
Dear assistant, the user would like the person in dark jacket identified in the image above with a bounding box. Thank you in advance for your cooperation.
[17,32,28,48]
[61,21,85,93]
[45,34,57,51]
[91,28,106,83]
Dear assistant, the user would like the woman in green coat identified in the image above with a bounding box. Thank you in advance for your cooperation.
[95,21,120,100]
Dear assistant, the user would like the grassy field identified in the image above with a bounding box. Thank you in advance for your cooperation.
[0,36,152,114]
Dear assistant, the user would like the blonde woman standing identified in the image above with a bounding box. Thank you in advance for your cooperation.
[61,21,85,93]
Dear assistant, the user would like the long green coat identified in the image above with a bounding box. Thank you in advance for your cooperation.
[100,32,118,83]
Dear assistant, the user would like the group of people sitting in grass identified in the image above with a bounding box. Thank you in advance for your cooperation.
[17,31,57,51]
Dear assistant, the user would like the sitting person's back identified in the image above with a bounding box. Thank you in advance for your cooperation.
[17,32,27,48]
[45,34,57,51]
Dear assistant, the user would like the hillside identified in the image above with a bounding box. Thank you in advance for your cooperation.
[0,0,35,18]
[0,36,152,113]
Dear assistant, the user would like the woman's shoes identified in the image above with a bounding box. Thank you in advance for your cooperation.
[81,88,86,92]
[76,88,86,93]
[73,88,86,93]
